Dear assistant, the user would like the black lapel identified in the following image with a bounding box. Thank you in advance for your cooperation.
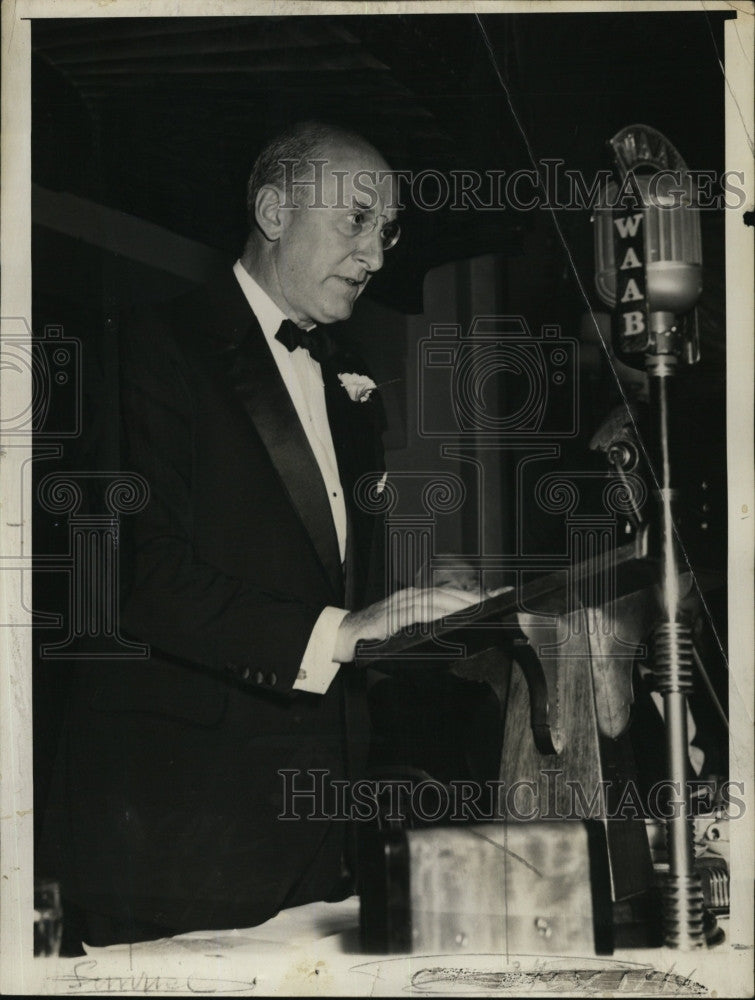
[177,273,344,602]
[321,350,387,610]
[322,366,359,610]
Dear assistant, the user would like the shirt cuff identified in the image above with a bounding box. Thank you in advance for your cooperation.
[292,606,350,695]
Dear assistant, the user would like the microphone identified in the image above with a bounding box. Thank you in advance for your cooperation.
[594,126,709,950]
[593,124,702,373]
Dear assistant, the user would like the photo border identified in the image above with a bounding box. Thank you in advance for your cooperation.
[2,1,752,994]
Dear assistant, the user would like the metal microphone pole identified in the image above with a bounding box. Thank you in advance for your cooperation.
[594,126,705,949]
[645,321,704,950]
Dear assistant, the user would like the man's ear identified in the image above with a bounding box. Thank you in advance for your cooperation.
[254,185,287,242]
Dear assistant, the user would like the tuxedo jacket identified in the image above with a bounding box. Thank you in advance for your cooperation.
[44,272,386,934]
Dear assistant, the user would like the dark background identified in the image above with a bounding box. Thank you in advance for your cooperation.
[32,10,733,856]
[32,12,731,310]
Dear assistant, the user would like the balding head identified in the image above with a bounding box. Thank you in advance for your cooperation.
[246,120,390,227]
[241,121,399,327]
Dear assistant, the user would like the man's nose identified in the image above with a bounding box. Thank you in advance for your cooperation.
[353,230,384,272]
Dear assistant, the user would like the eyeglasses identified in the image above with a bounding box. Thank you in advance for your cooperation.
[336,209,401,251]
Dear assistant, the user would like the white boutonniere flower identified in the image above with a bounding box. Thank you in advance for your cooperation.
[338,372,377,403]
[376,471,388,495]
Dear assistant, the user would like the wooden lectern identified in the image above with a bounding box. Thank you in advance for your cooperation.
[356,540,706,936]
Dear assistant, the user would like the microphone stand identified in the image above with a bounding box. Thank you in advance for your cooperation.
[593,125,710,949]
[645,313,704,950]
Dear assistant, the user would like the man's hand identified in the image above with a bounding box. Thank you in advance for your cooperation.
[333,586,481,663]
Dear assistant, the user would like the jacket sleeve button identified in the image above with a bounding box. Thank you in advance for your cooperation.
[267,672,277,686]
[253,670,265,685]
[240,665,251,681]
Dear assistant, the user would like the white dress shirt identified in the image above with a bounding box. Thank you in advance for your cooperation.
[233,260,348,694]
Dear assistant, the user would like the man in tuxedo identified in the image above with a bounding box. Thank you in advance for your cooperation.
[43,121,477,948]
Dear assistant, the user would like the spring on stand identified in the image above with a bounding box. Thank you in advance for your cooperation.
[652,621,694,695]
[662,873,705,949]
[652,620,705,949]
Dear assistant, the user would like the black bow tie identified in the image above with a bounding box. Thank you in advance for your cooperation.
[275,319,323,362]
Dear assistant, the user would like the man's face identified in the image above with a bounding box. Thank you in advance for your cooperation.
[272,140,397,326]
